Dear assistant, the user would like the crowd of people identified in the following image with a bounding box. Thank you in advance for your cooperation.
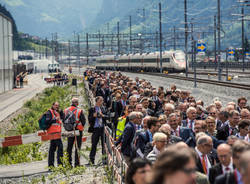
[85,69,250,184]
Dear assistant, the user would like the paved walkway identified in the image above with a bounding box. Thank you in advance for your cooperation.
[0,73,51,122]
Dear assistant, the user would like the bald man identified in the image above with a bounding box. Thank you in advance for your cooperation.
[209,144,233,184]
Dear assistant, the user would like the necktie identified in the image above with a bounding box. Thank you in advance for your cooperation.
[175,130,179,137]
[189,120,193,129]
[202,155,207,174]
[225,167,230,172]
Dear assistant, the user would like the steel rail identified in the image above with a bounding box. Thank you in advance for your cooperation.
[140,72,250,90]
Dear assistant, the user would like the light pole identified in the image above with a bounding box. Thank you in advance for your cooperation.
[138,33,142,55]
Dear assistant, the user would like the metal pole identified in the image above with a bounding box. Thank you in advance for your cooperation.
[45,38,48,59]
[214,15,217,70]
[184,0,188,77]
[68,40,71,66]
[98,30,101,56]
[117,21,120,55]
[130,15,132,54]
[77,34,80,75]
[194,40,197,88]
[107,23,109,34]
[55,33,58,63]
[174,26,176,50]
[191,20,194,70]
[241,7,245,72]
[143,8,145,34]
[86,33,89,65]
[217,0,222,81]
[159,2,163,73]
[226,49,228,81]
[51,33,54,64]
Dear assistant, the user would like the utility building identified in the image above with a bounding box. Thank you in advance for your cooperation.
[0,13,13,93]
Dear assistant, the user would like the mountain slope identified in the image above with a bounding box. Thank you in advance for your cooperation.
[2,0,102,38]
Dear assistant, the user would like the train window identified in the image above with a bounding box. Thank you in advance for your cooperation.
[163,58,170,62]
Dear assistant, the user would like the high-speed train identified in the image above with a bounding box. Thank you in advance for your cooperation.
[95,50,186,72]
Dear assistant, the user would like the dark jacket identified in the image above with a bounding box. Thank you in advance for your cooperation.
[179,127,196,147]
[209,164,223,184]
[88,106,106,133]
[196,153,215,174]
[169,135,183,144]
[216,124,238,141]
[121,121,136,157]
[136,130,151,154]
[214,172,237,184]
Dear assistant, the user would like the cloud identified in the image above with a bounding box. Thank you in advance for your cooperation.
[40,13,60,23]
[2,0,25,7]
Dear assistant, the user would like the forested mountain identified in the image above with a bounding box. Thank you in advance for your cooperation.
[1,0,249,50]
[89,0,249,50]
[1,0,102,38]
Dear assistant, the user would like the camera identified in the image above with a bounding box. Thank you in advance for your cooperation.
[97,112,102,118]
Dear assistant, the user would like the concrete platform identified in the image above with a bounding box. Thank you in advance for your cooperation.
[0,73,51,122]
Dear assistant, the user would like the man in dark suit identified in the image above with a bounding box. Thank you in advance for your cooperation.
[136,117,160,154]
[215,140,250,184]
[88,96,107,164]
[121,111,141,163]
[216,110,229,133]
[182,106,197,131]
[209,144,233,184]
[217,110,239,141]
[110,93,123,129]
[195,134,215,175]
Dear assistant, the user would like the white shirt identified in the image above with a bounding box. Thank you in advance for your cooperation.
[172,126,180,137]
[245,134,250,142]
[221,120,229,127]
[222,159,234,174]
[195,147,212,175]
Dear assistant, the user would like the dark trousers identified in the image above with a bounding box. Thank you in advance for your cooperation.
[89,127,105,164]
[67,131,82,167]
[48,138,63,167]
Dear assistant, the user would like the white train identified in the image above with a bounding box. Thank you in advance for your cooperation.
[95,50,186,72]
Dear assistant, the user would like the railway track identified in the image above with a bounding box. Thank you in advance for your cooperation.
[139,72,250,91]
[187,71,250,78]
[192,69,250,75]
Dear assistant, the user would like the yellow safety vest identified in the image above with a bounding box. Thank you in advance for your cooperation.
[116,116,126,140]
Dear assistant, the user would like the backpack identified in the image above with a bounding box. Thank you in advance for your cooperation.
[39,110,53,130]
[63,108,77,131]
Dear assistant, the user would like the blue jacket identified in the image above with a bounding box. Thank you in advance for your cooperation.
[121,121,136,157]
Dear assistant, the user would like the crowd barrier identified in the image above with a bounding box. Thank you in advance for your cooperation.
[104,126,128,184]
[44,78,69,84]
[0,130,87,148]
